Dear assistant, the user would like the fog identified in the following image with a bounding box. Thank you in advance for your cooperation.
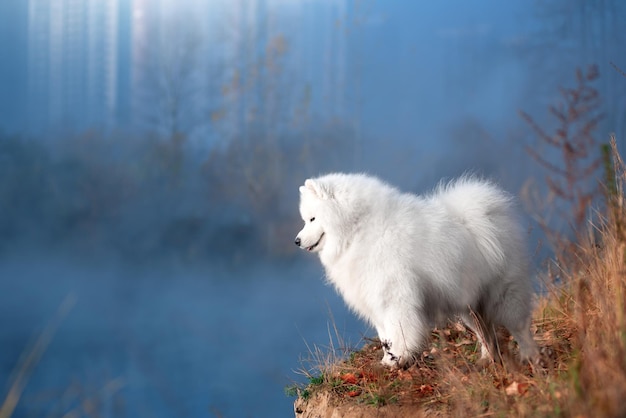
[0,254,369,416]
[0,0,625,416]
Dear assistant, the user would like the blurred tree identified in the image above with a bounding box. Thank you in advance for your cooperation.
[135,13,225,188]
[0,134,50,248]
[137,15,216,140]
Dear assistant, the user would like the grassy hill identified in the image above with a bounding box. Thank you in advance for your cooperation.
[288,138,626,417]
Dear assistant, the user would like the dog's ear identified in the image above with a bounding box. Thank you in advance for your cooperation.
[303,179,331,200]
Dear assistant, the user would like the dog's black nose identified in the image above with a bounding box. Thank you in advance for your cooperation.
[294,237,301,246]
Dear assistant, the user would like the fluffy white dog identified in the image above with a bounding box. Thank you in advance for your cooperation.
[295,173,538,367]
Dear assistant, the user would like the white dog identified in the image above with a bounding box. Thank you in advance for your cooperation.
[295,173,538,367]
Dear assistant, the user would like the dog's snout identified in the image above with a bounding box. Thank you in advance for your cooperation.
[294,237,301,246]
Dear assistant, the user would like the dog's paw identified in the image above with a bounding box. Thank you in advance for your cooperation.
[380,340,401,368]
[380,348,415,368]
[475,356,493,370]
[380,355,398,368]
[535,346,556,369]
[381,351,400,367]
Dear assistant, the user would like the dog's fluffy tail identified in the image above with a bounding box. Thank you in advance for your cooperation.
[438,177,518,267]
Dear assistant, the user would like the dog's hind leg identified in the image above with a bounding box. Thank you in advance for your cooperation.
[493,284,539,363]
[461,311,497,364]
[504,316,538,363]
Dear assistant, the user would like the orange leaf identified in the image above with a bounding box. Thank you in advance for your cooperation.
[418,384,434,395]
[340,373,358,385]
[362,372,377,382]
[397,370,412,381]
[517,382,530,395]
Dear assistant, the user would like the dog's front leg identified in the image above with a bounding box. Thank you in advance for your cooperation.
[379,311,426,368]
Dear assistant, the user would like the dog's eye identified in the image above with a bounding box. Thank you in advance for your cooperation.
[310,217,316,222]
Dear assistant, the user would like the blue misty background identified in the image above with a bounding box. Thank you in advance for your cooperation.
[0,0,625,417]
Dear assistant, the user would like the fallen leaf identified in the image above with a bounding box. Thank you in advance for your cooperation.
[454,322,467,332]
[362,371,377,382]
[397,369,412,381]
[340,373,358,385]
[505,381,519,396]
[418,384,434,395]
[520,382,530,394]
[347,390,361,397]
[505,381,529,396]
[454,339,473,347]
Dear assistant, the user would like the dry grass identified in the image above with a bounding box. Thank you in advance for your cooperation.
[0,295,76,418]
[292,228,626,416]
[0,295,126,418]
[290,139,626,417]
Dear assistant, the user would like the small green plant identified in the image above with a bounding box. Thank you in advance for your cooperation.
[284,384,299,398]
[300,388,311,401]
[363,393,397,406]
[308,375,324,386]
[284,383,312,401]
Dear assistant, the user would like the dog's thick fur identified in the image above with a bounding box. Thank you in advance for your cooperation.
[295,173,538,367]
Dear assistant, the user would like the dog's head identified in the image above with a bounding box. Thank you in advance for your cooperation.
[295,173,373,255]
[294,178,332,253]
